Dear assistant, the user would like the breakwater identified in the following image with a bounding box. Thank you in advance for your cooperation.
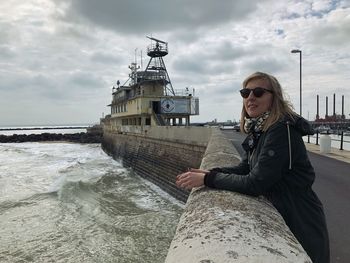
[0,132,102,143]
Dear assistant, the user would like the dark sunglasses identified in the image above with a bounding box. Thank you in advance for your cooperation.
[239,87,273,98]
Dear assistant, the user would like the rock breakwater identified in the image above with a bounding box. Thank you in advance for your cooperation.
[0,132,101,143]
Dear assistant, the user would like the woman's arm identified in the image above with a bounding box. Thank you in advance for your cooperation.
[204,124,290,196]
[210,151,249,175]
[176,153,250,190]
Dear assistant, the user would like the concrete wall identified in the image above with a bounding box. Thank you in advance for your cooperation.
[165,129,311,263]
[105,125,211,146]
[102,128,210,202]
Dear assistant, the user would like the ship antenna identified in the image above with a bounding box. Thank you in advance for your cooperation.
[144,36,175,96]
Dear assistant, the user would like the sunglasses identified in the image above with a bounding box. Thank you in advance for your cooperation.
[239,87,273,98]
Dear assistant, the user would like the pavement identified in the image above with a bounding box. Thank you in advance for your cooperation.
[305,143,350,164]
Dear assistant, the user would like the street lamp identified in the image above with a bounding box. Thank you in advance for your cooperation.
[291,49,302,116]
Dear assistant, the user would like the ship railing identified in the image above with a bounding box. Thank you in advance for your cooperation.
[137,71,167,81]
[113,95,129,103]
[173,88,194,97]
[147,42,168,56]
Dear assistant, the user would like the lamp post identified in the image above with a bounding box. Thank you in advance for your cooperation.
[291,49,302,116]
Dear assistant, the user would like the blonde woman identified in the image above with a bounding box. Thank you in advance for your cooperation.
[176,72,329,263]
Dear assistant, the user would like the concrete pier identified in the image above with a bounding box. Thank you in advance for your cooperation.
[165,129,311,262]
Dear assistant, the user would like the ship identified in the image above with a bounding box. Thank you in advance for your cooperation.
[101,37,199,134]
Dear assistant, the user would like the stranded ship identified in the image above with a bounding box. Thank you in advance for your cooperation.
[102,37,199,134]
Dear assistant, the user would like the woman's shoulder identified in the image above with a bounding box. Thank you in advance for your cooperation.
[267,114,314,136]
[266,117,288,133]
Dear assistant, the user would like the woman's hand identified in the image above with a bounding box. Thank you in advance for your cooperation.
[176,168,209,190]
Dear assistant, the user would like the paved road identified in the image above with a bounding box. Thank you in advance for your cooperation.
[221,130,350,263]
[309,152,350,263]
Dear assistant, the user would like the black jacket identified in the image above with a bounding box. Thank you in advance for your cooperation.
[205,116,330,263]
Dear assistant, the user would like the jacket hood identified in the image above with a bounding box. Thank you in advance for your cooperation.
[280,114,314,170]
[281,115,314,136]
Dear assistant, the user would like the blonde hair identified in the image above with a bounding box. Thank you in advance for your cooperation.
[240,72,295,133]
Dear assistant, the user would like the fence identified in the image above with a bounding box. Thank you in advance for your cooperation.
[306,131,350,151]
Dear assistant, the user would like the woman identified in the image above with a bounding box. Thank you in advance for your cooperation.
[176,72,330,263]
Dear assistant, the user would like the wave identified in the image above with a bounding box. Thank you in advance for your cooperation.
[57,170,127,201]
[0,192,57,213]
[0,144,28,154]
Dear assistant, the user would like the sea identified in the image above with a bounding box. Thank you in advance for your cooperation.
[0,127,183,263]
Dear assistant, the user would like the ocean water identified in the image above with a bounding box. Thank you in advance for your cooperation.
[0,142,183,263]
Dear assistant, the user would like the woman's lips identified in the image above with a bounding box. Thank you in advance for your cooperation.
[248,104,257,110]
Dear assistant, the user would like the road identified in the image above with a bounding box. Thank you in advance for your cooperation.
[221,130,350,263]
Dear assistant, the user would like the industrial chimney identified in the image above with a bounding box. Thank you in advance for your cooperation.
[316,95,319,120]
[333,93,336,117]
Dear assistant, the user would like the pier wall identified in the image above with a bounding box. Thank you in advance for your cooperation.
[101,126,211,202]
[165,129,311,263]
[102,126,310,262]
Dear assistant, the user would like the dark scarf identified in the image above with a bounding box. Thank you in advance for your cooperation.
[242,112,270,153]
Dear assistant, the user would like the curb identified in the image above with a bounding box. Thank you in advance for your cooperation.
[305,143,350,164]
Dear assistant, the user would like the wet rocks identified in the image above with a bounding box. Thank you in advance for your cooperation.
[0,132,102,143]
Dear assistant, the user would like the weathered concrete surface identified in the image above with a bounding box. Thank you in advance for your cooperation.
[165,129,311,263]
[101,130,208,202]
[103,125,211,146]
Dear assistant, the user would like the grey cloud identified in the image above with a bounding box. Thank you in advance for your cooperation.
[242,56,289,74]
[207,41,247,61]
[167,29,202,44]
[172,58,207,74]
[0,71,37,92]
[62,0,258,34]
[68,71,105,90]
[311,22,350,47]
[172,59,237,76]
[0,69,105,103]
[189,78,242,110]
[54,22,97,42]
[208,85,236,100]
[172,41,245,75]
[90,51,126,65]
[0,45,17,59]
[0,21,21,45]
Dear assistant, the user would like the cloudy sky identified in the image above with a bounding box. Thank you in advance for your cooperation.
[1,0,349,126]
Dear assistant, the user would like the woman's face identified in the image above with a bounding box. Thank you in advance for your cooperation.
[243,78,273,118]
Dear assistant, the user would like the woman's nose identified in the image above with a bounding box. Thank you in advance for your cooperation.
[246,91,256,100]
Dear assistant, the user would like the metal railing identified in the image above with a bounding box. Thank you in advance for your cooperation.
[306,131,350,151]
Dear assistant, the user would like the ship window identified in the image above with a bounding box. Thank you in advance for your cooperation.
[145,118,151,125]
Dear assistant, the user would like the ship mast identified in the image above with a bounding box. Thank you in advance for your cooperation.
[145,36,175,96]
